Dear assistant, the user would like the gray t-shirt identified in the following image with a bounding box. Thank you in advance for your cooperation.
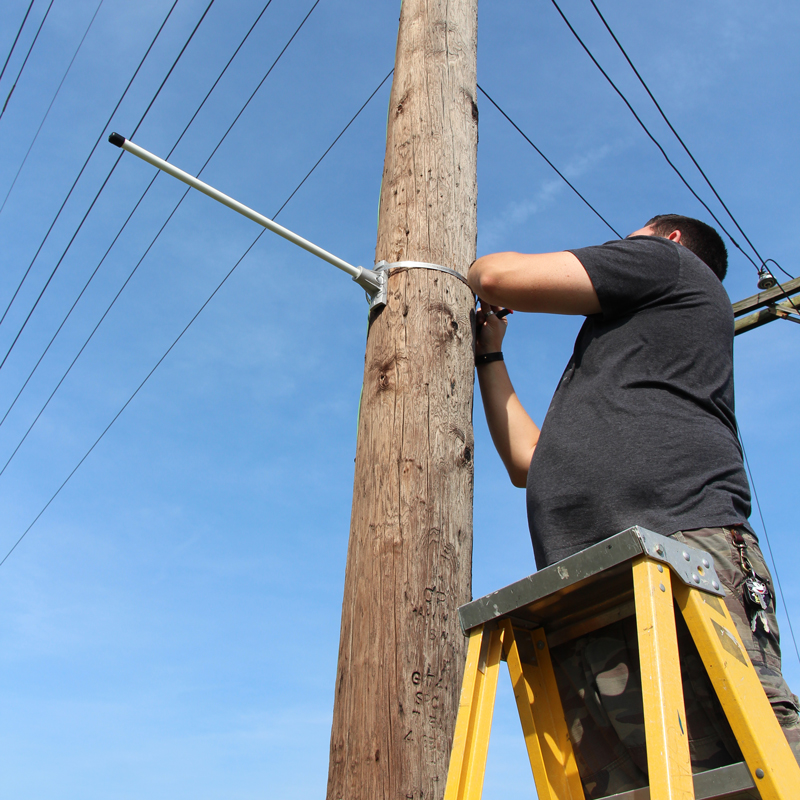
[526,236,752,568]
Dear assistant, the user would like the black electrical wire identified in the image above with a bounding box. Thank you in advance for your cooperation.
[766,260,795,282]
[0,0,215,373]
[0,59,387,567]
[0,0,314,397]
[0,0,278,430]
[738,427,800,664]
[478,84,622,239]
[0,0,106,215]
[127,0,215,141]
[0,0,323,458]
[0,0,55,122]
[0,0,347,475]
[574,1,799,665]
[0,0,36,85]
[589,0,768,272]
[547,0,759,271]
[0,0,180,331]
[0,189,191,480]
[0,230,265,569]
[273,67,393,218]
[585,3,800,316]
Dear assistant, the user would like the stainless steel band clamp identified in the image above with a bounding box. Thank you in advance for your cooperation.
[366,260,471,310]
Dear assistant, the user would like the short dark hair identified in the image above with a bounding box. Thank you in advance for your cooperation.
[645,214,728,280]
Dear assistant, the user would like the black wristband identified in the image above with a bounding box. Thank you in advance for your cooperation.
[475,351,503,366]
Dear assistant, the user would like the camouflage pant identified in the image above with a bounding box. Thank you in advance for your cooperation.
[550,526,800,799]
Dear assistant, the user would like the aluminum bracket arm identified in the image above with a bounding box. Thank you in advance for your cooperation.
[108,132,386,307]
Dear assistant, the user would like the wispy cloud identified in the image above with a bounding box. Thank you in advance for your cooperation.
[479,144,613,251]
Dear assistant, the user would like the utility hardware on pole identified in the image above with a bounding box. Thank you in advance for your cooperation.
[107,133,386,303]
[326,1,479,798]
[733,275,800,335]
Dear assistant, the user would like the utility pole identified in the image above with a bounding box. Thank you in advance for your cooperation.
[326,1,478,798]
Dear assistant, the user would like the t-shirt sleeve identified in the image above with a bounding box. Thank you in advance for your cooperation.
[569,237,681,320]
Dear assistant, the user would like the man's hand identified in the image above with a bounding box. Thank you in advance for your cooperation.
[475,301,509,355]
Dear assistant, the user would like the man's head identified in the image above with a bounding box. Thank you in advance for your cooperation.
[629,214,728,281]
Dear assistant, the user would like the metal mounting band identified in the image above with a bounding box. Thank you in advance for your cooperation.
[367,260,471,311]
[375,259,470,286]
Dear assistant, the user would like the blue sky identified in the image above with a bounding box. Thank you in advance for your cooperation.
[1,1,798,797]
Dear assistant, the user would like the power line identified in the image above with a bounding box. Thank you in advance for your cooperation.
[766,259,795,281]
[560,1,798,665]
[0,0,55,122]
[273,67,393,218]
[0,0,279,430]
[0,0,324,461]
[0,0,317,393]
[588,0,768,271]
[590,8,800,316]
[0,0,106,215]
[0,0,181,331]
[0,0,36,85]
[0,0,215,373]
[547,0,760,271]
[0,60,388,567]
[477,84,622,239]
[0,0,327,464]
[0,230,265,569]
[738,427,800,665]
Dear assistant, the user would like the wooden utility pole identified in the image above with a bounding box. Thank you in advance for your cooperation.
[326,1,478,798]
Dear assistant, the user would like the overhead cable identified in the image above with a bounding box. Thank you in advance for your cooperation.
[0,0,279,430]
[0,0,36,85]
[588,0,769,271]
[0,0,313,417]
[478,84,622,239]
[0,231,265,570]
[1,0,328,466]
[766,259,795,281]
[0,0,215,373]
[0,0,324,466]
[0,0,181,331]
[738,427,800,664]
[273,67,393,218]
[590,8,800,313]
[0,0,55,122]
[0,60,388,567]
[0,0,106,215]
[548,0,759,270]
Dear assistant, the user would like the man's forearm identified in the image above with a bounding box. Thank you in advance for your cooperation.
[476,359,539,488]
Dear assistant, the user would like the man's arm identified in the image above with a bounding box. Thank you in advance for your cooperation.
[474,306,540,487]
[470,249,599,487]
[468,251,601,316]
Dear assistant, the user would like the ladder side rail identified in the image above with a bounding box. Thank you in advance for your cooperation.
[632,556,695,800]
[502,620,585,799]
[444,624,505,800]
[674,577,800,800]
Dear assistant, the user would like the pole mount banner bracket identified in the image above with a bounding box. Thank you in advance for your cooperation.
[377,260,470,286]
[368,259,471,311]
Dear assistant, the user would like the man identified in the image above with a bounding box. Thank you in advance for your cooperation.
[469,215,799,796]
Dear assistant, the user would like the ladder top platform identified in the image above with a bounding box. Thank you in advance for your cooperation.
[459,526,724,637]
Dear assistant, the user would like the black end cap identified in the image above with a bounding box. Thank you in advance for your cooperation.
[108,132,126,148]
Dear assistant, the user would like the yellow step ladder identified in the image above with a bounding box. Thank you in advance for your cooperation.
[444,526,800,800]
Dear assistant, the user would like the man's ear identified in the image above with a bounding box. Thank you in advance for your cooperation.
[667,229,683,244]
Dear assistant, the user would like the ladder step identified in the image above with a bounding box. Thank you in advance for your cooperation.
[596,758,758,800]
